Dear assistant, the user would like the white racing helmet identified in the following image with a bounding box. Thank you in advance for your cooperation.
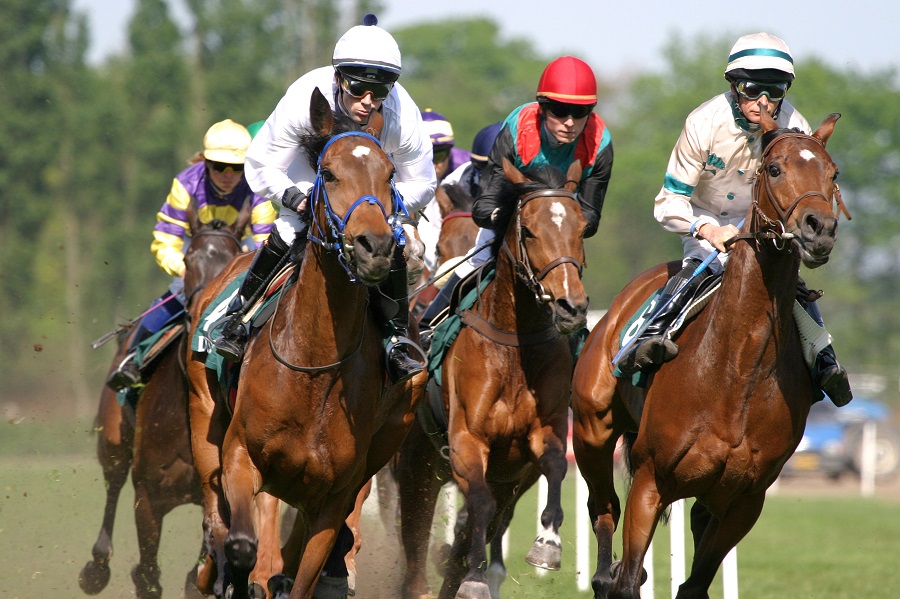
[724,32,795,83]
[332,14,401,84]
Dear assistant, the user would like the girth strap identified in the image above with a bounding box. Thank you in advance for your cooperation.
[459,309,560,347]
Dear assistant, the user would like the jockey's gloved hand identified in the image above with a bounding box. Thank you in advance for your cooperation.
[282,186,308,213]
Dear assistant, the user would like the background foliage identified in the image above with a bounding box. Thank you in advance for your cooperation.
[3,1,899,416]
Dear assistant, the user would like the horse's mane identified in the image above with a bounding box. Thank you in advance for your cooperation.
[442,182,475,212]
[298,110,362,172]
[761,126,806,153]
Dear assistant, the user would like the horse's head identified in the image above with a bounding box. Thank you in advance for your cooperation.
[435,183,477,270]
[501,158,589,334]
[304,88,397,285]
[183,198,248,305]
[755,111,848,268]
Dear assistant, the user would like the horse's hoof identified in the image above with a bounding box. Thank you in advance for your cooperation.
[248,581,267,599]
[268,574,293,599]
[485,563,507,599]
[347,568,357,596]
[609,560,648,585]
[455,580,492,599]
[78,560,111,594]
[525,538,562,571]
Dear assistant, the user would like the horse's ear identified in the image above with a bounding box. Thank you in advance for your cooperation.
[309,87,334,137]
[230,197,253,239]
[759,105,779,134]
[502,157,527,184]
[565,160,583,192]
[435,184,454,218]
[812,113,841,146]
[186,196,202,234]
[365,109,384,139]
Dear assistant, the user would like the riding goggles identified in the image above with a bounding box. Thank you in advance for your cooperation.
[733,79,789,101]
[540,99,595,120]
[207,160,243,173]
[432,145,452,163]
[339,76,394,101]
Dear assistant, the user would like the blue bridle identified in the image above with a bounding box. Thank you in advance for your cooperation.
[306,131,410,283]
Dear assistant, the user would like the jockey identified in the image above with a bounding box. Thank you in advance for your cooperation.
[106,119,276,391]
[418,109,472,275]
[212,15,437,384]
[615,32,853,407]
[418,56,614,332]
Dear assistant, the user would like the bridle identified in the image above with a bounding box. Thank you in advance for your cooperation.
[306,131,408,283]
[727,131,850,253]
[501,188,585,303]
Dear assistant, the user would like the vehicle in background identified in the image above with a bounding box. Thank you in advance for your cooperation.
[783,397,900,482]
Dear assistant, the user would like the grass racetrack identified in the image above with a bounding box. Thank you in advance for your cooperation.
[2,417,900,598]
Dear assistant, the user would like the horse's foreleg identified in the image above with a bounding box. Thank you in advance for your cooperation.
[131,478,163,599]
[610,467,663,599]
[79,386,135,594]
[187,362,230,597]
[249,491,284,593]
[343,479,372,596]
[675,494,765,599]
[221,424,264,599]
[526,423,568,571]
[287,501,353,599]
[398,419,446,599]
[445,431,493,599]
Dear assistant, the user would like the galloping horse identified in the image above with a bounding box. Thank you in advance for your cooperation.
[398,159,589,599]
[79,200,252,599]
[187,88,427,599]
[571,112,846,599]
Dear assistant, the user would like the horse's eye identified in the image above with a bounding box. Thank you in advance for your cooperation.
[833,169,840,181]
[521,226,535,239]
[768,165,781,177]
[322,169,336,183]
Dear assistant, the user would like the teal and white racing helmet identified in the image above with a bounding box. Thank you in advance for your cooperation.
[724,32,795,84]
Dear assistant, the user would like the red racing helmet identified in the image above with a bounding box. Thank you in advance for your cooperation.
[536,56,597,105]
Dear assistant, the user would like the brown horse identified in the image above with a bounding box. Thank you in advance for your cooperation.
[571,112,846,599]
[187,88,427,599]
[79,200,252,598]
[398,159,589,599]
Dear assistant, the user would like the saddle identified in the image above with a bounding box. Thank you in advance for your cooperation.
[614,271,723,387]
[115,318,186,409]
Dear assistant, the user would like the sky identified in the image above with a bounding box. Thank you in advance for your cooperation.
[71,0,899,78]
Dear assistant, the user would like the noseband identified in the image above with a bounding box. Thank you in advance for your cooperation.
[307,131,408,283]
[503,188,585,303]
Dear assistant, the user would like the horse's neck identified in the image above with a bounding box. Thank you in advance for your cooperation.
[481,249,549,332]
[288,247,368,340]
[707,243,799,342]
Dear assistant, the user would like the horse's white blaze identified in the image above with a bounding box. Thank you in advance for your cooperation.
[352,145,371,158]
[799,148,816,161]
[550,202,566,229]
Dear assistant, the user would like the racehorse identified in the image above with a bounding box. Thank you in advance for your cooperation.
[398,159,589,599]
[79,199,254,598]
[410,182,479,315]
[571,111,846,599]
[187,87,427,599]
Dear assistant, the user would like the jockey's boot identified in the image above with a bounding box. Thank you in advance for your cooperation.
[213,232,292,362]
[616,259,706,375]
[798,288,853,407]
[417,271,461,353]
[106,290,185,392]
[376,263,426,384]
